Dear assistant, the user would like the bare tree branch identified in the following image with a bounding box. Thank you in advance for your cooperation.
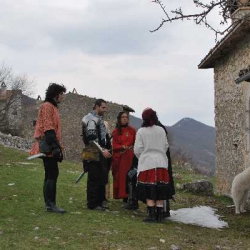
[0,62,34,96]
[151,0,249,40]
[11,74,35,97]
[0,62,12,84]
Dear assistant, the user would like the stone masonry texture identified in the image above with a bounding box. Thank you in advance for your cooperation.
[214,32,250,195]
[21,93,124,163]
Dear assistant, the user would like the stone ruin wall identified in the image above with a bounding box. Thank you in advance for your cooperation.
[214,32,250,195]
[0,91,22,135]
[22,93,124,163]
[8,94,22,133]
[0,131,32,151]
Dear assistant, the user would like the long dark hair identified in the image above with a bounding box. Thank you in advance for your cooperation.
[156,120,168,135]
[116,111,129,135]
[45,83,66,107]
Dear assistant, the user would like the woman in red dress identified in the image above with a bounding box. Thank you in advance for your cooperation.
[111,111,136,203]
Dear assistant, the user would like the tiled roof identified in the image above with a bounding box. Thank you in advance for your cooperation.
[198,19,250,69]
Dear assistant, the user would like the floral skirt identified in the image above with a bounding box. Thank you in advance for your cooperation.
[136,168,171,201]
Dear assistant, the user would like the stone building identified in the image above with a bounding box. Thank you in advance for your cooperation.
[0,81,37,136]
[21,92,127,163]
[199,0,250,194]
[0,83,22,135]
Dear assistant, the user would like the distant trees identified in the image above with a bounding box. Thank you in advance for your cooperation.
[171,148,196,169]
[0,63,34,96]
[0,62,34,135]
[151,0,249,39]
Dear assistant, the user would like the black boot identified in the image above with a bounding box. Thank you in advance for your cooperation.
[49,203,67,214]
[45,179,66,214]
[163,200,170,218]
[124,199,139,210]
[156,206,164,223]
[143,206,157,223]
[123,198,128,203]
[43,180,51,210]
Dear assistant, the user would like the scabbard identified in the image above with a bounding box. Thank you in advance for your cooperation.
[75,172,86,184]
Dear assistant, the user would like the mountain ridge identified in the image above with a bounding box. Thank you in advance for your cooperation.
[130,115,215,176]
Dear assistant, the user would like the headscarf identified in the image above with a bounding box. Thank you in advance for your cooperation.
[142,108,158,127]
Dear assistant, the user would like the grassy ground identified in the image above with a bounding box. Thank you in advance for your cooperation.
[1,144,250,250]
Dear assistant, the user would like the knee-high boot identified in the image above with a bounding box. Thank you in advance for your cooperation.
[43,180,51,210]
[125,198,139,210]
[156,206,164,223]
[163,199,170,218]
[45,179,66,214]
[143,206,157,223]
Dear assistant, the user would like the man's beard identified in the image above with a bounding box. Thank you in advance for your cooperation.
[98,111,105,116]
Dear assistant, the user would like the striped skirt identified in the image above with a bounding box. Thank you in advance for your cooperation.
[136,168,171,201]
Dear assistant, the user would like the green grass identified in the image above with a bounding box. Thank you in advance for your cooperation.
[1,144,250,249]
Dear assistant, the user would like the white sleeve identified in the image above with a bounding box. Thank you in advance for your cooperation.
[134,131,144,159]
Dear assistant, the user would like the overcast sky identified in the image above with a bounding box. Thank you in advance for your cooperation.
[0,0,223,127]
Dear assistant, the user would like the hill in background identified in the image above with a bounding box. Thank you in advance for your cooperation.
[130,116,215,176]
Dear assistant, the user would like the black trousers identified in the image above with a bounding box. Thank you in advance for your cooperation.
[43,157,59,181]
[42,157,59,205]
[85,160,107,209]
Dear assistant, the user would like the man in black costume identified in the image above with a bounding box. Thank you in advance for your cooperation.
[82,99,112,210]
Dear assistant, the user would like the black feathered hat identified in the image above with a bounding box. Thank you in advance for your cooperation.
[121,105,135,113]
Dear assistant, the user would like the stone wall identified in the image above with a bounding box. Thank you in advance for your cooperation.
[22,93,124,162]
[0,91,22,135]
[214,32,250,195]
[0,131,32,151]
[8,93,22,134]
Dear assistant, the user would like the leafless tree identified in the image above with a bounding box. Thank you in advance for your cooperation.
[171,147,197,169]
[0,63,12,86]
[0,62,34,96]
[0,63,34,135]
[151,0,249,40]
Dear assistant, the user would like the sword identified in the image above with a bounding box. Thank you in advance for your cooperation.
[89,141,112,155]
[75,171,86,184]
[89,140,104,153]
[27,153,46,160]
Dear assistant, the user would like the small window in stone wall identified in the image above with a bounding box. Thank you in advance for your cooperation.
[12,110,17,115]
